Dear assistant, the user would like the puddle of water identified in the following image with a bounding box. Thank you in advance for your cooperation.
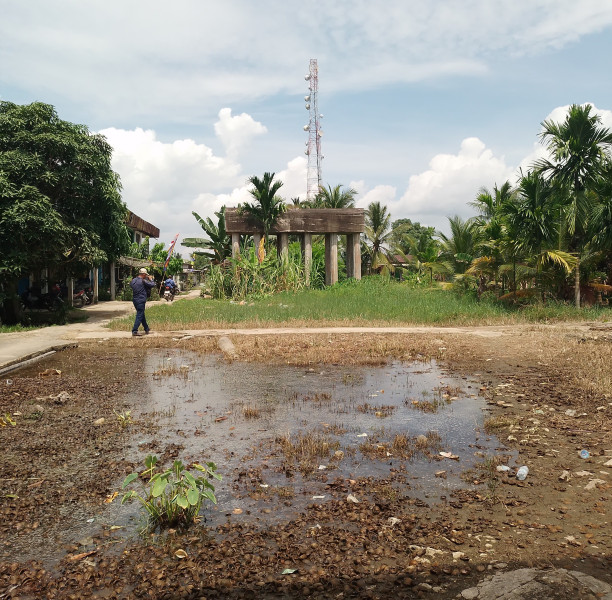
[122,351,513,526]
[5,348,514,565]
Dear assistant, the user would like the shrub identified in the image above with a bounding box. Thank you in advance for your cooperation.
[121,455,221,530]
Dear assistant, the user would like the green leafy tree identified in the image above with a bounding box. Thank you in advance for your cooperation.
[365,201,394,274]
[391,219,436,257]
[438,215,479,275]
[239,172,286,243]
[312,184,357,208]
[183,206,231,263]
[504,170,575,298]
[469,182,515,294]
[535,103,612,306]
[0,101,130,322]
[150,242,182,278]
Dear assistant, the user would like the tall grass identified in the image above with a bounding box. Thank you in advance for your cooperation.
[108,275,610,331]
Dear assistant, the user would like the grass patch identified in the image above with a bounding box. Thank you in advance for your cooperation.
[106,277,611,331]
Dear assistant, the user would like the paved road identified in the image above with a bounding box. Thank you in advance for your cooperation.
[0,291,201,373]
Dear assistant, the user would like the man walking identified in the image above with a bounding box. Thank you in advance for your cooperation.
[130,268,156,336]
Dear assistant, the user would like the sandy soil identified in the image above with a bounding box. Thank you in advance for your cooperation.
[1,323,612,599]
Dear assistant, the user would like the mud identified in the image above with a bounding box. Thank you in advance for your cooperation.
[1,327,612,599]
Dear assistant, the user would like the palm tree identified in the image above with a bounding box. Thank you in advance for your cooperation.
[505,170,575,298]
[313,184,357,208]
[437,215,478,275]
[365,201,394,274]
[535,103,612,307]
[404,234,449,284]
[240,172,286,243]
[470,182,515,294]
[182,206,230,263]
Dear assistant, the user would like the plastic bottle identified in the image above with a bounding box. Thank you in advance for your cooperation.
[580,449,590,459]
[516,466,529,481]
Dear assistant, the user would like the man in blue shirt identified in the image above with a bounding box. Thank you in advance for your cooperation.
[164,276,177,295]
[130,268,156,336]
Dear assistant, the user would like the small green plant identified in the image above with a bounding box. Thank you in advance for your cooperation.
[0,414,16,427]
[121,455,221,530]
[114,410,132,428]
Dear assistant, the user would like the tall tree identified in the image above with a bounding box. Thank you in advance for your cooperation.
[504,170,575,297]
[535,103,612,307]
[438,215,478,275]
[183,207,231,263]
[313,184,357,208]
[365,201,394,274]
[240,172,286,243]
[470,181,515,294]
[0,101,130,322]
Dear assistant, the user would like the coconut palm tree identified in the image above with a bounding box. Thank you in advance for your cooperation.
[404,234,449,284]
[313,184,357,208]
[535,103,612,307]
[505,170,575,298]
[182,206,230,263]
[365,201,394,274]
[437,215,479,275]
[240,172,286,243]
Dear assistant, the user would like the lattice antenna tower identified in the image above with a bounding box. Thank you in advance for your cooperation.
[303,59,323,201]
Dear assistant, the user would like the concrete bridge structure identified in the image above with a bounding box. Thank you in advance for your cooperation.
[224,207,365,286]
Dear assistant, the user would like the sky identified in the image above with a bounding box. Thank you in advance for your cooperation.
[2,0,612,255]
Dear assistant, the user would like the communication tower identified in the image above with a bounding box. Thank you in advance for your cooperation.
[303,59,323,201]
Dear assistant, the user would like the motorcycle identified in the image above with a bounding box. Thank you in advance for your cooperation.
[73,287,93,308]
[20,285,63,311]
[163,285,176,302]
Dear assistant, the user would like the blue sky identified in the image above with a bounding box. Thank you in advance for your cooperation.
[2,0,612,253]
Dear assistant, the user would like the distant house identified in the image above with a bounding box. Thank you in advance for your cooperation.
[108,211,160,300]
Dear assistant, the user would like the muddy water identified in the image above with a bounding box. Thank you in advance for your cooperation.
[123,350,512,527]
[6,348,512,565]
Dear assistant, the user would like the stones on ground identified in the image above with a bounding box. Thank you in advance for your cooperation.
[218,336,238,360]
[93,417,105,426]
[457,568,612,599]
[559,470,571,481]
[584,478,605,490]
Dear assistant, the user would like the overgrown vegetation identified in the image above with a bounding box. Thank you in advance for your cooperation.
[108,275,608,331]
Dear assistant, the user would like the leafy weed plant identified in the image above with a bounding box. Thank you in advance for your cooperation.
[121,455,221,530]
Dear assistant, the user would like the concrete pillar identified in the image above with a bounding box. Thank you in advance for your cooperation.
[303,233,312,286]
[351,233,362,280]
[277,232,289,262]
[231,233,240,259]
[110,261,116,300]
[253,233,262,261]
[93,267,99,303]
[325,233,338,286]
[67,278,74,308]
[345,235,353,279]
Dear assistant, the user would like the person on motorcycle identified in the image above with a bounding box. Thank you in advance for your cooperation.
[164,276,177,296]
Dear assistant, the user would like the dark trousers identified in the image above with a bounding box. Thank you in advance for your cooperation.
[132,301,149,333]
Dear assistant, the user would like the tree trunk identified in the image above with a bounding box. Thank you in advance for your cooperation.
[575,259,581,309]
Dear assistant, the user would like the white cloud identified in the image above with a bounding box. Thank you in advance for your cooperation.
[3,1,612,123]
[214,108,267,159]
[393,138,514,230]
